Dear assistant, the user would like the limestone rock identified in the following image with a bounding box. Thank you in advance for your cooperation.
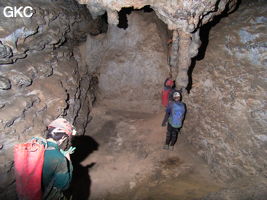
[76,0,239,92]
[83,11,169,112]
[0,41,13,64]
[77,0,238,33]
[0,76,11,90]
[183,0,267,181]
[0,0,101,198]
[10,72,32,88]
[0,0,97,65]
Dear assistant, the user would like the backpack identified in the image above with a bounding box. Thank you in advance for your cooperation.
[14,137,47,200]
[162,87,173,107]
[162,78,175,107]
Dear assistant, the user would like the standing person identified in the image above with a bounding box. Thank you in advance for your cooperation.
[161,77,175,107]
[161,91,186,151]
[42,118,76,200]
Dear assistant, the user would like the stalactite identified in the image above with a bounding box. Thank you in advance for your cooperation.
[169,30,179,79]
[175,30,191,91]
[189,29,201,58]
[107,9,119,25]
[169,29,201,92]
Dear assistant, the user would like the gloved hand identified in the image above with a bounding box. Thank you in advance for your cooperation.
[161,122,166,127]
[60,146,76,156]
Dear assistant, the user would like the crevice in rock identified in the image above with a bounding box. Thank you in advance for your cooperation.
[186,0,242,92]
[117,5,154,29]
[117,7,133,29]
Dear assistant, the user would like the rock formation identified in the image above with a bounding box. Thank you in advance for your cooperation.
[0,0,102,198]
[76,0,238,90]
[183,0,267,182]
[82,11,169,112]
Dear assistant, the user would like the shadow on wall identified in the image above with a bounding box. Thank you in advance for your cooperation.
[117,5,154,29]
[186,0,241,93]
[65,135,99,200]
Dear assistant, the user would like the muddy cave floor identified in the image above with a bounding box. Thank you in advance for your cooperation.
[69,103,223,200]
[1,1,266,198]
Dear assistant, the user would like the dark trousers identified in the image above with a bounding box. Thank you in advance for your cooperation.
[165,123,180,146]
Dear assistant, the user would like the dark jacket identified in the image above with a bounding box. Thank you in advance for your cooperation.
[42,141,73,200]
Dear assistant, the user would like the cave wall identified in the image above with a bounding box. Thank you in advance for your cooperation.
[82,11,170,112]
[76,0,239,90]
[183,0,267,181]
[0,0,99,198]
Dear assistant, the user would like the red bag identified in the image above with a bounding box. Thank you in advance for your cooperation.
[14,138,45,200]
[162,88,171,107]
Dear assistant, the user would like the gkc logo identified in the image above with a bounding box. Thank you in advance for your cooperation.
[3,6,34,18]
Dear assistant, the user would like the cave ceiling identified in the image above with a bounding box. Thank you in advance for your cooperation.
[76,0,238,32]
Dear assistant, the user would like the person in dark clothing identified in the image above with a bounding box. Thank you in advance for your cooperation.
[162,91,186,151]
[42,118,76,200]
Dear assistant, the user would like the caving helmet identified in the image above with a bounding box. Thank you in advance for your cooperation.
[173,91,181,99]
[165,79,174,87]
[48,118,76,136]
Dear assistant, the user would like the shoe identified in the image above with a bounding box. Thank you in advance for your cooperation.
[163,144,169,150]
[169,146,174,151]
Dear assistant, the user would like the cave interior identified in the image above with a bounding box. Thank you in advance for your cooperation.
[0,0,266,199]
